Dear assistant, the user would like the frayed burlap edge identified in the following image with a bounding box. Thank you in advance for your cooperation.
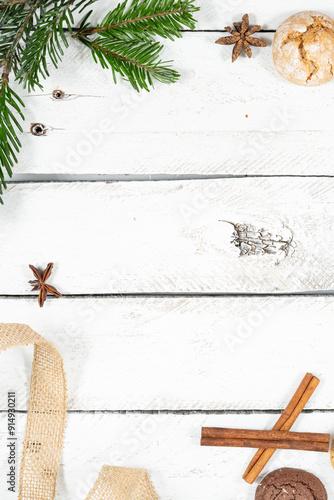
[0,323,158,500]
[86,465,158,499]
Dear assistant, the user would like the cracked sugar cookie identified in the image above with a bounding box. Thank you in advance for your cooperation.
[273,11,334,86]
[255,468,327,500]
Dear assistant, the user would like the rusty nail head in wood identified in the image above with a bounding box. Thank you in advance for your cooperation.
[30,123,47,136]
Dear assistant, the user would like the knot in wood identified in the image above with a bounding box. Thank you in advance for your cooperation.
[52,89,65,100]
[30,123,47,136]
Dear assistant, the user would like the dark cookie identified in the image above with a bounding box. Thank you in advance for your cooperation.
[255,468,327,500]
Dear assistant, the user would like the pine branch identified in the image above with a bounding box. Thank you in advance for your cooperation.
[80,34,179,91]
[0,72,24,203]
[0,0,39,200]
[17,0,94,91]
[0,0,199,203]
[0,0,91,199]
[75,0,199,41]
[75,0,199,91]
[0,0,40,75]
[0,0,29,9]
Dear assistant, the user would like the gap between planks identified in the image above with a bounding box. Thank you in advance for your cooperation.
[2,292,334,299]
[65,28,277,33]
[1,409,334,414]
[6,174,334,183]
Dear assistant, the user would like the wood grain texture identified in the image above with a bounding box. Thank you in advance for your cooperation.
[1,179,334,293]
[17,129,334,177]
[14,32,334,176]
[1,412,333,499]
[2,2,334,497]
[78,0,334,30]
[1,296,334,410]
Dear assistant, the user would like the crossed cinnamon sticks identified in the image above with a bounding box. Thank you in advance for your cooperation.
[201,373,329,484]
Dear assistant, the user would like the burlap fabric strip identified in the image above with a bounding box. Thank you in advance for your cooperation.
[0,323,158,500]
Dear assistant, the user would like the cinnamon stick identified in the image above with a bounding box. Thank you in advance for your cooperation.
[200,428,330,453]
[243,373,320,484]
[202,427,329,443]
[201,437,329,453]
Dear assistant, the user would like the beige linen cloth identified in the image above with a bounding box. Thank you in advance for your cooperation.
[0,323,158,499]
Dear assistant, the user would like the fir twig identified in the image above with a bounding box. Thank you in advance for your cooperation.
[0,0,39,200]
[75,0,199,91]
[0,0,41,75]
[75,0,199,40]
[17,0,94,91]
[82,35,179,91]
[0,0,199,203]
[0,0,29,8]
[0,73,24,204]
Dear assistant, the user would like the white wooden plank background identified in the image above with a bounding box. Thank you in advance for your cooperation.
[1,297,334,410]
[13,32,334,176]
[16,130,334,177]
[1,413,334,500]
[81,0,334,30]
[2,1,334,498]
[1,179,334,293]
[21,34,334,132]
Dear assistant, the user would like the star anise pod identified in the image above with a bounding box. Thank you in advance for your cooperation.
[216,14,266,62]
[29,262,62,308]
